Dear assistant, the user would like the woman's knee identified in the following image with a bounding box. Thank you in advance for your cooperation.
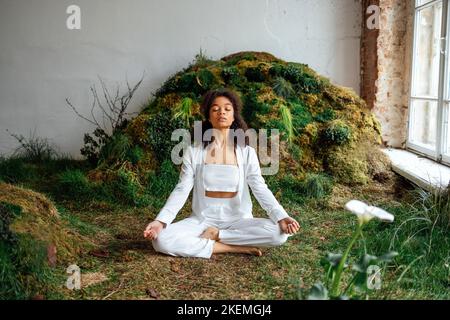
[271,230,289,246]
[151,230,175,254]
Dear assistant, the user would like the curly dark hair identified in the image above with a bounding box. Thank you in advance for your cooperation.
[199,88,249,148]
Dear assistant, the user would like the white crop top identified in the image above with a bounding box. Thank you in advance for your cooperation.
[203,164,239,192]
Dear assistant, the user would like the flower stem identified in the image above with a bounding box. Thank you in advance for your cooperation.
[330,222,363,297]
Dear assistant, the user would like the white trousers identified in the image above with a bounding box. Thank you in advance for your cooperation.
[152,196,289,259]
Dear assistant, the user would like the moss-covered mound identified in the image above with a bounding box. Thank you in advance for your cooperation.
[0,183,89,299]
[89,51,391,191]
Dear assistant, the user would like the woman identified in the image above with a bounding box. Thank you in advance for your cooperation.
[143,88,300,258]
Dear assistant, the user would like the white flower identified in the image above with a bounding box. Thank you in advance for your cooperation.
[345,200,394,224]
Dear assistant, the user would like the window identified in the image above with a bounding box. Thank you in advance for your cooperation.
[408,0,450,164]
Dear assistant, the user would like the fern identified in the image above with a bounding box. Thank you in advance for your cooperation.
[172,97,194,127]
[273,77,295,99]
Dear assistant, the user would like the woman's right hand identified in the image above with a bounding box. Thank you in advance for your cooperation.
[143,220,165,240]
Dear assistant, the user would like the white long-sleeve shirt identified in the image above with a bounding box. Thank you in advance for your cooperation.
[155,143,290,226]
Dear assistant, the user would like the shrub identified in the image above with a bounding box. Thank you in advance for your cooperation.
[8,130,58,163]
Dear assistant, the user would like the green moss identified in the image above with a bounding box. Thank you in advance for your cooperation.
[0,202,54,300]
[290,101,314,133]
[314,108,336,123]
[224,52,256,66]
[326,150,369,185]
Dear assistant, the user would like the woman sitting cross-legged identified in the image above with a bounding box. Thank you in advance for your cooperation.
[143,88,300,258]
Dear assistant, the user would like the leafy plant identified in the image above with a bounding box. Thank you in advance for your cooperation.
[322,120,351,145]
[304,200,398,300]
[65,75,144,164]
[172,97,194,127]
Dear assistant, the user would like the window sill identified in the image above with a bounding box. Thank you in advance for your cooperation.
[382,148,450,191]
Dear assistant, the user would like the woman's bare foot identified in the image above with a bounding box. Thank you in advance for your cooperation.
[200,227,220,241]
[248,247,263,256]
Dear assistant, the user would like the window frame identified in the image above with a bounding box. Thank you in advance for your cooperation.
[407,0,449,164]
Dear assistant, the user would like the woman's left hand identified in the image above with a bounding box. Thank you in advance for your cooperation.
[278,217,300,235]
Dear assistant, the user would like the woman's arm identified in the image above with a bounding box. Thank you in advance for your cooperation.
[154,146,195,226]
[246,147,290,224]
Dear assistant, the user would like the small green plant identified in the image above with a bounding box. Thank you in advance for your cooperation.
[322,120,351,145]
[193,48,214,68]
[57,169,93,201]
[304,200,397,300]
[7,129,58,163]
[172,97,194,127]
[272,77,295,100]
[412,185,450,230]
[302,173,333,199]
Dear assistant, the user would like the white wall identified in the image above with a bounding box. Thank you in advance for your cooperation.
[0,0,362,158]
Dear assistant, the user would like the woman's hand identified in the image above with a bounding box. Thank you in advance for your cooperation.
[143,220,165,240]
[278,217,300,235]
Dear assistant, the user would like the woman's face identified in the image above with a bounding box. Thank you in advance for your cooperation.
[208,96,235,129]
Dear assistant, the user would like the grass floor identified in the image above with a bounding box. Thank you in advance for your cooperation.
[43,184,449,300]
[2,158,449,300]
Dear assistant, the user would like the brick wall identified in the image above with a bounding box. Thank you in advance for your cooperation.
[361,0,414,148]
